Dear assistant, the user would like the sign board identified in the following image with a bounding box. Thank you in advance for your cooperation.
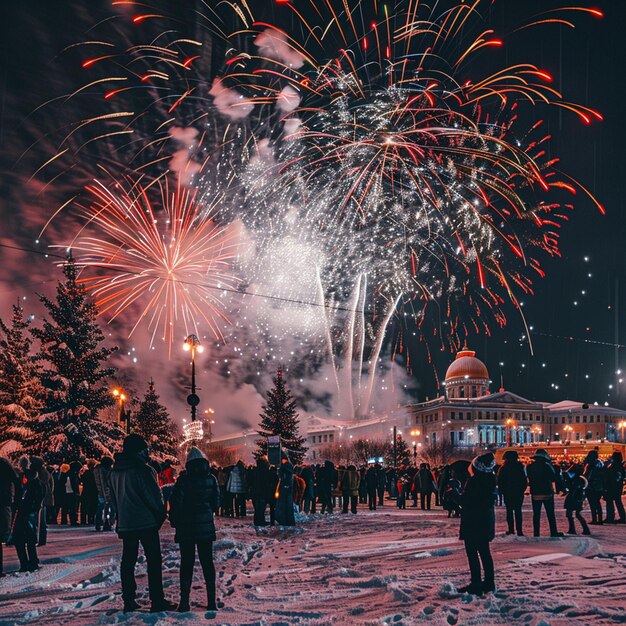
[267,435,281,466]
[182,420,204,445]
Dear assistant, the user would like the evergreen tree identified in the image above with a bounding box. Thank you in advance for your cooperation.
[24,258,122,463]
[384,434,413,468]
[0,303,45,456]
[255,367,308,464]
[134,379,179,463]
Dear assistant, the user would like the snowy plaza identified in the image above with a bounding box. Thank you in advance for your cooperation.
[1,504,625,625]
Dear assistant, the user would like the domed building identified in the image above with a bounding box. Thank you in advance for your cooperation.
[443,345,490,400]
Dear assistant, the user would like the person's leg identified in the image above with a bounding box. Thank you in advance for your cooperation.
[545,497,559,536]
[351,495,358,514]
[505,502,514,534]
[178,539,195,611]
[604,496,615,522]
[515,498,524,535]
[615,494,626,524]
[38,506,47,546]
[197,540,217,610]
[26,542,38,571]
[342,492,349,514]
[477,540,494,591]
[420,493,425,510]
[95,497,104,530]
[576,510,590,535]
[531,498,542,536]
[61,496,69,525]
[566,509,576,534]
[70,495,79,525]
[462,540,482,591]
[426,493,432,510]
[139,529,166,607]
[120,535,140,607]
[15,542,28,571]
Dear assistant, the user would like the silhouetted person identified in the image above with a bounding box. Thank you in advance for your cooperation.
[583,450,605,525]
[110,434,175,613]
[0,457,18,577]
[526,449,563,537]
[604,451,626,523]
[169,447,220,613]
[275,452,295,526]
[459,453,497,595]
[564,465,590,535]
[12,466,43,572]
[497,450,528,536]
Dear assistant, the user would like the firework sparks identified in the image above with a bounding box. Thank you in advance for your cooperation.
[68,176,237,353]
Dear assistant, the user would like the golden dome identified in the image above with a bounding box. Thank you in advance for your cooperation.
[445,346,489,381]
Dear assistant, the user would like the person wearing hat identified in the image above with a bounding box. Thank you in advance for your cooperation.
[458,452,498,595]
[110,434,175,613]
[563,465,591,535]
[526,448,564,537]
[497,450,528,536]
[169,446,220,613]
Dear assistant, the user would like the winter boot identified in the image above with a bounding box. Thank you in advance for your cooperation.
[458,583,483,596]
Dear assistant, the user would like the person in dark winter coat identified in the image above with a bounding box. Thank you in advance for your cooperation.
[563,465,590,535]
[12,467,44,572]
[169,447,220,613]
[300,465,316,514]
[275,454,296,526]
[442,472,462,518]
[94,456,115,531]
[417,464,437,510]
[458,453,498,595]
[376,464,386,506]
[365,466,378,510]
[29,457,53,546]
[0,457,18,577]
[250,456,277,526]
[59,462,81,525]
[109,434,174,614]
[583,450,605,525]
[317,460,338,514]
[496,450,528,536]
[341,465,360,514]
[80,459,99,525]
[227,460,248,518]
[358,467,368,504]
[526,449,563,537]
[603,451,626,523]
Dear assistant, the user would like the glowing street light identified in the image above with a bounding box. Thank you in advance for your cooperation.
[505,418,515,447]
[112,387,130,434]
[184,334,203,422]
[618,420,626,442]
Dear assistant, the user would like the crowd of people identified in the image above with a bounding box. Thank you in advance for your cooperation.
[0,440,625,612]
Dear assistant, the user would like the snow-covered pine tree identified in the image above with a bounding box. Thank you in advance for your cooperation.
[134,379,179,463]
[0,303,45,457]
[25,258,122,463]
[255,367,308,464]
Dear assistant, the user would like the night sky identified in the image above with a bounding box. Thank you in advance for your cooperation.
[1,0,626,432]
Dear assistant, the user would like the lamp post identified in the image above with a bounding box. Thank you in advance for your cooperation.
[505,418,515,447]
[204,408,215,441]
[112,388,130,434]
[532,425,542,444]
[410,429,420,466]
[183,334,203,422]
[563,424,574,443]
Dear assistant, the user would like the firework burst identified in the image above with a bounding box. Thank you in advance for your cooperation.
[68,176,237,352]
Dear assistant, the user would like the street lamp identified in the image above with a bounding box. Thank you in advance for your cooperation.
[183,334,203,422]
[505,418,515,447]
[112,388,130,434]
[532,425,542,444]
[563,424,574,443]
[410,429,420,466]
[204,408,216,440]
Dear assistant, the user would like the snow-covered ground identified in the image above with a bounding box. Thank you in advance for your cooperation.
[1,502,625,625]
